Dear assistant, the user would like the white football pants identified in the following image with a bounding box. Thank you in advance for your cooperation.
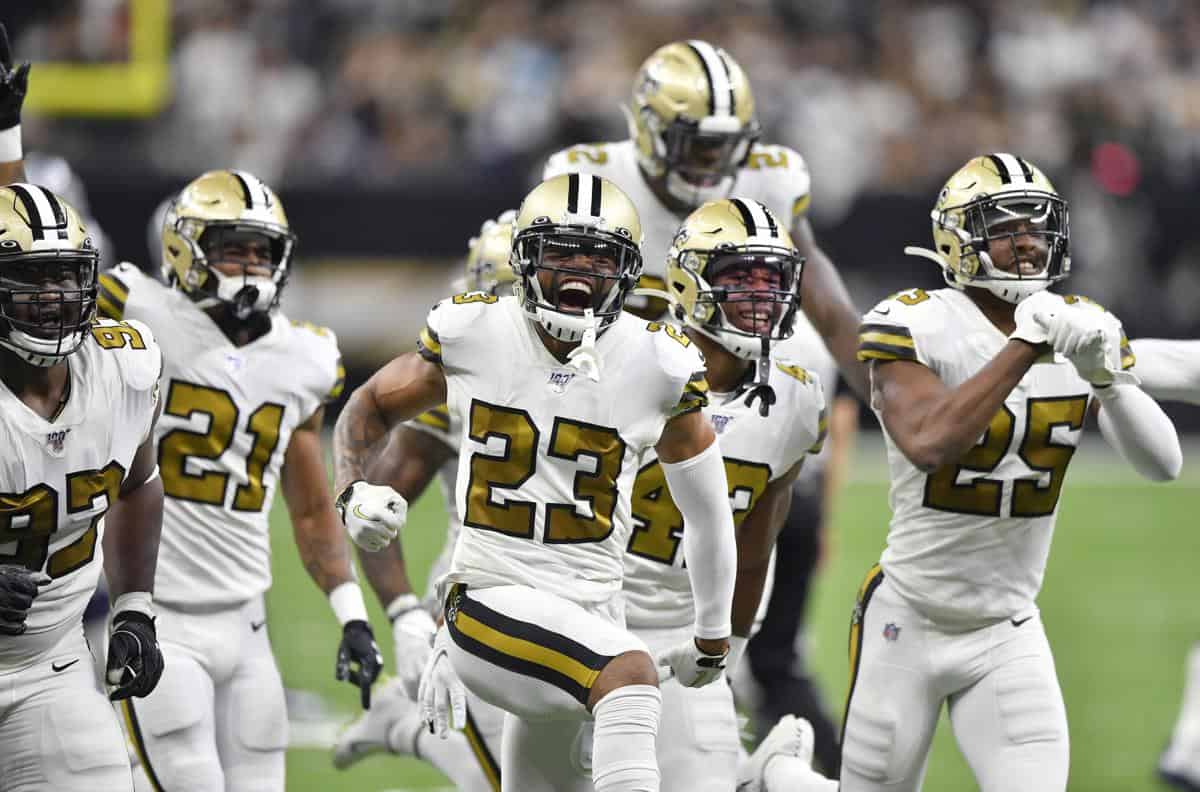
[840,565,1069,792]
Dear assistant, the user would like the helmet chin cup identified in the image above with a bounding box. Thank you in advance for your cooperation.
[986,278,1050,304]
[214,272,277,317]
[697,324,761,361]
[0,328,84,367]
[665,171,734,208]
[534,305,594,343]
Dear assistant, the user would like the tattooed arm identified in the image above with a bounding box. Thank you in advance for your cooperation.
[332,351,447,493]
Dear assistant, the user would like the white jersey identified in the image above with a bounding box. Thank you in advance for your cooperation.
[776,312,838,486]
[0,320,161,667]
[623,353,826,629]
[98,264,344,608]
[406,403,462,599]
[423,293,707,609]
[543,140,811,313]
[1128,338,1200,405]
[859,287,1134,628]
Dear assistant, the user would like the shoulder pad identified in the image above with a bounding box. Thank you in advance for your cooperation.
[97,263,148,321]
[543,143,614,179]
[857,288,943,364]
[745,143,811,220]
[420,293,500,366]
[89,318,162,391]
[644,320,704,379]
[286,318,344,402]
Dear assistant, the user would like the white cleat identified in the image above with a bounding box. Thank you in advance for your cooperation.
[737,714,815,792]
[332,677,422,770]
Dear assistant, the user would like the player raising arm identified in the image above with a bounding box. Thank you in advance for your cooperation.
[334,174,737,792]
[839,154,1179,792]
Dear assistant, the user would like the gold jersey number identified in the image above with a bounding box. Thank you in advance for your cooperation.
[627,457,771,565]
[923,395,1088,517]
[157,381,286,512]
[0,461,126,577]
[463,399,626,544]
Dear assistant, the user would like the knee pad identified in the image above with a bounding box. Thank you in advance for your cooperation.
[591,684,661,792]
[230,661,288,753]
[41,689,131,790]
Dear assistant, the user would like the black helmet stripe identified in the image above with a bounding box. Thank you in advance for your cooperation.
[987,154,1013,184]
[566,173,602,217]
[590,175,603,217]
[230,170,255,209]
[731,198,758,235]
[567,173,580,214]
[1014,156,1035,182]
[10,183,68,240]
[749,199,779,237]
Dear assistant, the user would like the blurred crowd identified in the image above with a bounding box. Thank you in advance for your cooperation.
[12,0,1200,332]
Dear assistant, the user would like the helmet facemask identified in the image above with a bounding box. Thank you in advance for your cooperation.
[651,113,760,208]
[171,217,296,320]
[0,251,98,367]
[684,245,802,360]
[513,225,642,343]
[942,191,1069,304]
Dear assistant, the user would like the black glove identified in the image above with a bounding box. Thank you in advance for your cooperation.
[0,564,49,635]
[335,619,383,710]
[106,610,165,701]
[0,23,30,131]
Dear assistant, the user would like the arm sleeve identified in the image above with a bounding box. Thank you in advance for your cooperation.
[1095,384,1183,482]
[661,440,736,639]
[1129,339,1200,405]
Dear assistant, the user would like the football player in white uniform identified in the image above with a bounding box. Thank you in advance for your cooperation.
[0,181,166,791]
[543,39,867,400]
[93,170,380,792]
[840,154,1181,792]
[333,214,517,791]
[620,197,824,792]
[334,173,738,792]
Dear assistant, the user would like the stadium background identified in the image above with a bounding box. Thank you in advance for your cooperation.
[5,1,1199,789]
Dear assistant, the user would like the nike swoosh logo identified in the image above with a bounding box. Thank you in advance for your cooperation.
[251,620,267,632]
[52,659,79,673]
[876,307,891,315]
[1011,616,1033,628]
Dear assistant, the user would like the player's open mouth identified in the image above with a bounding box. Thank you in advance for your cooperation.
[558,280,594,312]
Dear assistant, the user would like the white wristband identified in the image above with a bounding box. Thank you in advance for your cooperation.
[111,591,155,621]
[0,125,21,162]
[329,582,369,625]
[1093,384,1120,402]
[386,593,422,622]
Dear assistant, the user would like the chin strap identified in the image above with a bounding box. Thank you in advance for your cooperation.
[740,337,776,417]
[566,309,601,382]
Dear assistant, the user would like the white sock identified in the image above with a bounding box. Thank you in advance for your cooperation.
[1164,643,1200,772]
[764,754,839,792]
[591,684,661,792]
[412,727,494,792]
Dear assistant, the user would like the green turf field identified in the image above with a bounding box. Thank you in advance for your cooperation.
[266,437,1199,791]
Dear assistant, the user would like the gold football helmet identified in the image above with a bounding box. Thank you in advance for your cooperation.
[464,210,518,295]
[628,40,760,208]
[0,183,99,366]
[161,169,296,318]
[906,153,1069,304]
[511,173,643,342]
[667,197,801,356]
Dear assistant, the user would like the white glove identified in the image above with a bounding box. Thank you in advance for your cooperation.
[1010,290,1060,347]
[391,605,436,700]
[1060,312,1140,386]
[418,627,467,738]
[655,637,729,688]
[335,481,408,552]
